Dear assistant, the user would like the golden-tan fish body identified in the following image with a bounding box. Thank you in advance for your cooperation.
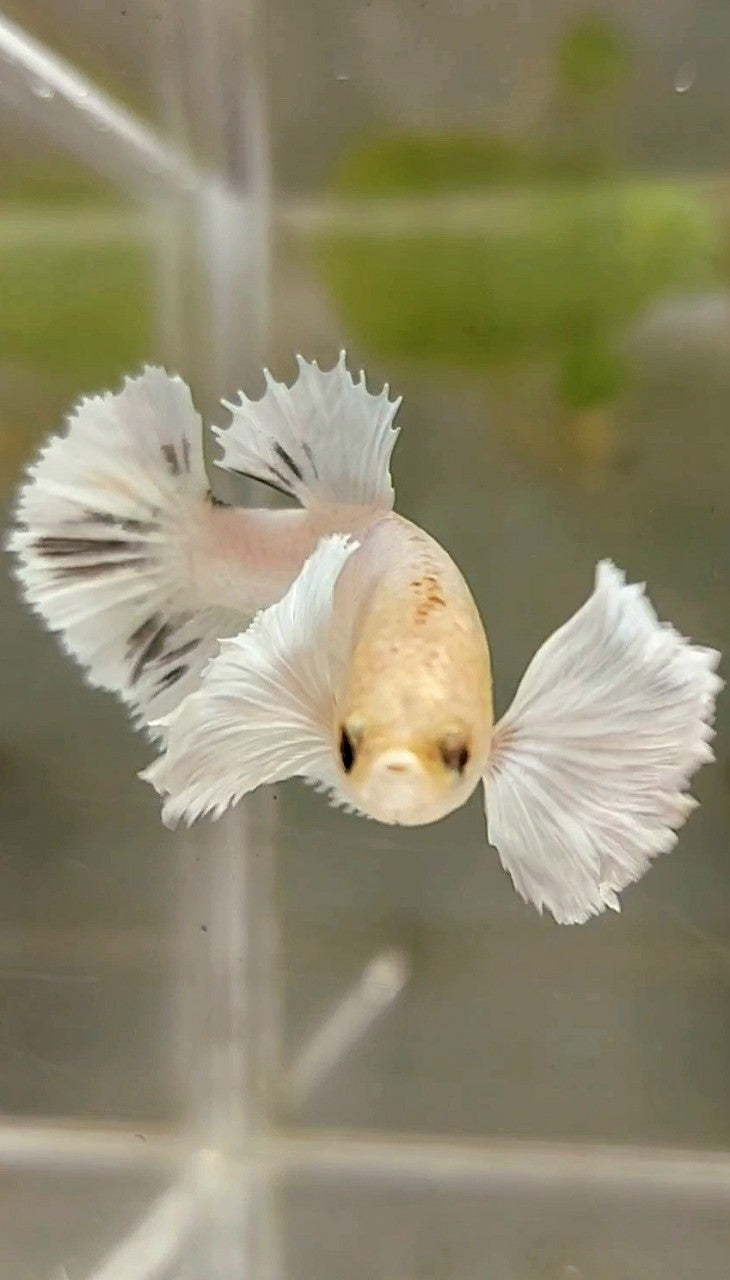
[332,513,493,825]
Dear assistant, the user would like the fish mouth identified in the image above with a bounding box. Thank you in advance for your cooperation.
[359,751,464,826]
[361,748,428,817]
[345,741,481,826]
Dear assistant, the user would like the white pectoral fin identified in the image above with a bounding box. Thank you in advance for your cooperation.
[483,561,722,925]
[143,534,358,826]
[215,350,402,509]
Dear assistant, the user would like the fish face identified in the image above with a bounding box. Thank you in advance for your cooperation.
[336,716,482,825]
[329,510,494,825]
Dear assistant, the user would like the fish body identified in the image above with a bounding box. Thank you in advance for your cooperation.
[9,356,721,924]
[332,513,493,825]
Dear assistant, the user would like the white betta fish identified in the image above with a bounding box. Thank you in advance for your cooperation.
[10,356,721,923]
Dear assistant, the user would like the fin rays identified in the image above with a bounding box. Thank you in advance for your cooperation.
[483,561,722,924]
[9,367,248,728]
[144,534,359,826]
[215,350,402,510]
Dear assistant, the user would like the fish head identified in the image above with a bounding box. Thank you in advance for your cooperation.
[334,707,488,826]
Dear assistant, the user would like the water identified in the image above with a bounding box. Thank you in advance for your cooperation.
[0,2,729,1277]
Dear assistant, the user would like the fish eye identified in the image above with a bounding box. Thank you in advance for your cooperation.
[339,726,356,773]
[439,737,470,774]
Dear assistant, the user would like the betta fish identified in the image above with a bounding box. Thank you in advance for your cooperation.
[9,356,721,924]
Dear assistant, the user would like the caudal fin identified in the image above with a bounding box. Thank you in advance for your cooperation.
[483,561,722,924]
[9,367,247,728]
[215,350,402,510]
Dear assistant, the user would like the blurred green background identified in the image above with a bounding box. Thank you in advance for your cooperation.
[3,11,729,494]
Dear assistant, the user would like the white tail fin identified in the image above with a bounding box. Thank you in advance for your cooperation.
[215,350,402,509]
[483,561,722,925]
[143,534,358,826]
[9,367,248,728]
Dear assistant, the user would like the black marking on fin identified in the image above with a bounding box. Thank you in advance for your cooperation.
[83,509,159,534]
[159,638,199,664]
[267,464,293,492]
[206,489,231,508]
[130,618,172,684]
[119,517,158,535]
[182,438,191,472]
[229,467,294,500]
[36,535,135,557]
[274,443,303,483]
[156,664,187,691]
[82,510,117,526]
[161,444,180,476]
[53,558,142,579]
[301,441,319,479]
[128,615,160,655]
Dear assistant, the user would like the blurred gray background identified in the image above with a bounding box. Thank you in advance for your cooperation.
[0,2,729,1277]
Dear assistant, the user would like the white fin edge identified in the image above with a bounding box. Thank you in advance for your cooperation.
[483,560,722,925]
[214,350,402,510]
[143,534,359,826]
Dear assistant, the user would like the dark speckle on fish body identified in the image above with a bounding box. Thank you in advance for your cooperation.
[411,569,448,623]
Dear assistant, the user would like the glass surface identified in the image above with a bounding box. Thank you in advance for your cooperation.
[0,2,728,1276]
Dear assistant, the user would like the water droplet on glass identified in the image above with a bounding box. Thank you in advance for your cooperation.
[674,61,696,93]
[30,79,54,100]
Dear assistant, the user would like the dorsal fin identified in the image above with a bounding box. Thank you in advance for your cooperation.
[215,351,402,510]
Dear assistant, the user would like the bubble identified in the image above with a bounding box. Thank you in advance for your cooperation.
[673,61,696,93]
[30,79,54,100]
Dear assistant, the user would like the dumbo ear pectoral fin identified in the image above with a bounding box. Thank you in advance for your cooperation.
[482,561,722,925]
[143,535,359,826]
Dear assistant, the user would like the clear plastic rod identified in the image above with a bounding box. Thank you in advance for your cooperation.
[82,1186,192,1280]
[0,12,202,197]
[286,948,411,1109]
